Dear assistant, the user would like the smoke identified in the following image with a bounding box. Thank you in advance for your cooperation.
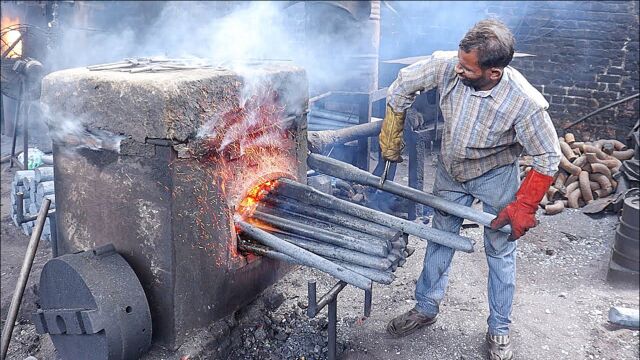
[38,103,126,153]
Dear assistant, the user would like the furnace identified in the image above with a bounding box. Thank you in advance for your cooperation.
[39,60,308,349]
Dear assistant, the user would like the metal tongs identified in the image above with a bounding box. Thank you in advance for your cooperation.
[379,160,391,187]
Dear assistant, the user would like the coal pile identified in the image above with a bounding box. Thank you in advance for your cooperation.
[227,299,350,360]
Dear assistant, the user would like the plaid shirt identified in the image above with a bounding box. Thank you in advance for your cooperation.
[387,57,561,182]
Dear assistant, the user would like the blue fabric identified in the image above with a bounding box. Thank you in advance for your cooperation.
[414,158,520,336]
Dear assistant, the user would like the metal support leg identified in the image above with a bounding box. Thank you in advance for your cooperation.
[328,297,337,359]
[9,82,23,169]
[22,102,29,170]
[364,289,372,317]
[48,211,58,258]
[307,280,347,360]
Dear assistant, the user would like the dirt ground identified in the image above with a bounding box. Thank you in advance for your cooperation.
[0,144,638,360]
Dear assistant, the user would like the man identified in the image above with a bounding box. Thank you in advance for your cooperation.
[379,19,561,360]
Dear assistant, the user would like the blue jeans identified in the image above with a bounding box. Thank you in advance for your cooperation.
[414,159,519,336]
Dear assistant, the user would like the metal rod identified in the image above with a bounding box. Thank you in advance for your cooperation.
[237,221,372,290]
[239,241,393,284]
[49,211,58,258]
[328,297,337,360]
[264,195,398,240]
[252,211,388,257]
[22,102,29,170]
[310,109,360,124]
[9,81,23,169]
[15,192,24,225]
[364,289,372,317]
[308,121,383,154]
[334,261,395,284]
[274,178,475,252]
[1,199,51,360]
[307,281,317,318]
[307,153,512,234]
[306,280,347,360]
[308,91,333,104]
[276,233,392,270]
[256,206,391,251]
[563,93,640,130]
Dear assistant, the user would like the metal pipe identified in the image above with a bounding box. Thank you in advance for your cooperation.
[364,289,372,317]
[264,195,398,240]
[256,205,392,250]
[308,121,382,154]
[1,199,51,360]
[15,192,25,225]
[334,260,395,284]
[307,281,317,318]
[328,298,337,360]
[274,178,475,252]
[239,241,394,284]
[562,93,639,131]
[9,82,23,169]
[307,153,511,234]
[276,233,392,270]
[309,109,360,124]
[237,221,372,290]
[252,211,388,257]
[308,116,357,128]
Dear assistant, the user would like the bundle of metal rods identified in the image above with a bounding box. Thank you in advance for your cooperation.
[10,168,55,240]
[307,107,360,132]
[236,177,475,290]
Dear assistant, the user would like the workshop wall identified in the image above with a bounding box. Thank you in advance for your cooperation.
[380,1,639,141]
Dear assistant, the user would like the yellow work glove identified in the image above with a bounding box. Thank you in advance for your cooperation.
[378,104,406,162]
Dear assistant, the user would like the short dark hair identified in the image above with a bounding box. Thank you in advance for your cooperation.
[459,19,515,69]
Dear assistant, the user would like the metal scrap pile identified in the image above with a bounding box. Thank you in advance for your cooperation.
[520,132,638,215]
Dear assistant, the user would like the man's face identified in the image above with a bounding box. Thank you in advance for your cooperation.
[455,48,495,90]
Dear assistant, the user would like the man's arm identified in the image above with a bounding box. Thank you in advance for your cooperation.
[380,58,446,162]
[514,109,562,176]
[490,108,561,240]
[387,58,445,112]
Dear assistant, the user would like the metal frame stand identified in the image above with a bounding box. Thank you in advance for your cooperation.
[307,280,372,360]
[9,79,28,170]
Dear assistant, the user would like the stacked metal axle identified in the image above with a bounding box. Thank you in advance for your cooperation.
[10,168,55,240]
[237,178,476,290]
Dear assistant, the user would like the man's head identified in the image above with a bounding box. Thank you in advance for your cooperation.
[455,19,515,91]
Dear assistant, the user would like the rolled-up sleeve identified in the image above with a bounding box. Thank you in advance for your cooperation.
[387,57,447,113]
[515,109,561,176]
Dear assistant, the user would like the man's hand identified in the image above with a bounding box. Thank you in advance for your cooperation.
[490,169,554,241]
[379,104,406,163]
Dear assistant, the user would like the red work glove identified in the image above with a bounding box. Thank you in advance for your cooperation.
[490,169,554,241]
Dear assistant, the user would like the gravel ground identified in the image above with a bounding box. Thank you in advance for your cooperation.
[1,152,638,360]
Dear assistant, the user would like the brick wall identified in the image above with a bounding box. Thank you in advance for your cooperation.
[380,1,639,142]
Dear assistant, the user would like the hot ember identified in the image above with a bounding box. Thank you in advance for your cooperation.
[236,180,279,221]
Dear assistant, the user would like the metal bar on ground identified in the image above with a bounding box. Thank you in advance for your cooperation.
[237,221,372,290]
[274,178,475,252]
[1,199,51,360]
[252,211,388,257]
[307,153,511,234]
